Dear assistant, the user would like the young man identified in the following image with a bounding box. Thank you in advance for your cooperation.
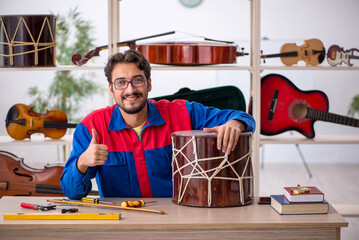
[60,50,255,199]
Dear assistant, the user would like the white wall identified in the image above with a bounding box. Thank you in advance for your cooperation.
[1,0,359,167]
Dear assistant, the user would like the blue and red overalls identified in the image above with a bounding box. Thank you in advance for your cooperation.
[60,99,255,199]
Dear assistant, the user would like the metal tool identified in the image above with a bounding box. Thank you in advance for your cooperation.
[20,202,56,211]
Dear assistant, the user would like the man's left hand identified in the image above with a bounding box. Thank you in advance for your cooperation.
[203,120,245,155]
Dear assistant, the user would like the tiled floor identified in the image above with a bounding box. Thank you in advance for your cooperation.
[259,163,359,240]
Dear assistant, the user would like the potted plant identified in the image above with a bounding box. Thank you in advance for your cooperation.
[28,7,104,123]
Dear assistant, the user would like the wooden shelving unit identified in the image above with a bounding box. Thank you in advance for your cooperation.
[1,0,358,197]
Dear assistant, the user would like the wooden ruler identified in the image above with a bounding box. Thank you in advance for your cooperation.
[4,212,121,220]
[47,199,167,214]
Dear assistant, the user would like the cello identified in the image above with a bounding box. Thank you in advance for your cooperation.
[0,150,65,197]
[72,31,248,66]
[5,103,77,140]
[0,151,99,197]
[260,38,326,66]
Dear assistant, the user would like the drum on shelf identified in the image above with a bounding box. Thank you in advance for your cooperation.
[172,130,253,207]
[0,15,56,67]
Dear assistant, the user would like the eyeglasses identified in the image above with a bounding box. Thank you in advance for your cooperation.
[112,76,146,90]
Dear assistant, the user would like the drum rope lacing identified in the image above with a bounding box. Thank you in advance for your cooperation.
[0,16,56,66]
[172,135,253,207]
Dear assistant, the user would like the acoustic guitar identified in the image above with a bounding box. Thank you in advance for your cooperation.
[327,44,359,66]
[260,74,359,138]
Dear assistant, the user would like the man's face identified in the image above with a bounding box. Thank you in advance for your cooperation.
[109,63,151,115]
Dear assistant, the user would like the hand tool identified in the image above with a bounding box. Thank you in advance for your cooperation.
[61,208,79,213]
[120,200,156,208]
[48,199,167,214]
[81,197,115,205]
[20,202,56,211]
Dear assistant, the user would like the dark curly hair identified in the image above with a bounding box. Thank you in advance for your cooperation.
[104,50,151,84]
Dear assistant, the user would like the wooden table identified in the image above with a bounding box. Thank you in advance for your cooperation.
[0,196,348,240]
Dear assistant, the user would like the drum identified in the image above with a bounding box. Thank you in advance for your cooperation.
[0,15,56,67]
[172,130,253,207]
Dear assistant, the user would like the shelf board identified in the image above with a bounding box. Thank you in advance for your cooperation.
[0,65,104,72]
[0,135,73,145]
[260,135,359,145]
[0,64,254,72]
[151,65,253,71]
[2,65,358,72]
[260,65,359,71]
[4,64,358,72]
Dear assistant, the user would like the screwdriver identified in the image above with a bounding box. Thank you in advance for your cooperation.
[81,197,115,205]
[121,200,156,208]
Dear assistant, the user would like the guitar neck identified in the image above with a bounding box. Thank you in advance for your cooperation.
[261,51,298,59]
[306,108,359,127]
[349,55,359,60]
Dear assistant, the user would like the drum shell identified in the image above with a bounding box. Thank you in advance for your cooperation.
[172,130,253,207]
[0,15,56,67]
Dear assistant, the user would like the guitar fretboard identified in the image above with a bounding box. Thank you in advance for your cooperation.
[306,108,359,127]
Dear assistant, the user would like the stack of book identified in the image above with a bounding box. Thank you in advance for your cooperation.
[271,186,329,215]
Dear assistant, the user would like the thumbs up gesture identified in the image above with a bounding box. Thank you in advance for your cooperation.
[77,129,109,174]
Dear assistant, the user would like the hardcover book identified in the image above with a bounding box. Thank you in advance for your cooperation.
[271,195,329,215]
[283,186,324,202]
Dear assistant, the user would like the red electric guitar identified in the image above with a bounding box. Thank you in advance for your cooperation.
[260,74,359,138]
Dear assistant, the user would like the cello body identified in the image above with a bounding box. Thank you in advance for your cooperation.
[137,41,240,65]
[0,151,65,197]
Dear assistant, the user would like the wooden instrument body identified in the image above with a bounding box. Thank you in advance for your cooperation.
[172,130,253,207]
[260,74,359,138]
[260,74,328,138]
[0,15,56,67]
[280,39,325,66]
[5,103,69,140]
[261,38,325,66]
[137,41,239,65]
[0,151,64,197]
[327,44,359,66]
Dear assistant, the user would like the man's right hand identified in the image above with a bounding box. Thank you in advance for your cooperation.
[77,129,108,174]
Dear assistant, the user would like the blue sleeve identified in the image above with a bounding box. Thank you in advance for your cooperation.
[60,123,99,199]
[185,101,256,132]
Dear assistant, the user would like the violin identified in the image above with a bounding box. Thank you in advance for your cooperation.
[0,150,65,197]
[72,31,248,66]
[260,38,326,66]
[5,103,77,140]
[327,44,359,66]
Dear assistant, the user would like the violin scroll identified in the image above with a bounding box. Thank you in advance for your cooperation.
[72,48,102,66]
[71,53,83,66]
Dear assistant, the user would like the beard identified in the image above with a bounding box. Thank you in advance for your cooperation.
[116,92,148,114]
